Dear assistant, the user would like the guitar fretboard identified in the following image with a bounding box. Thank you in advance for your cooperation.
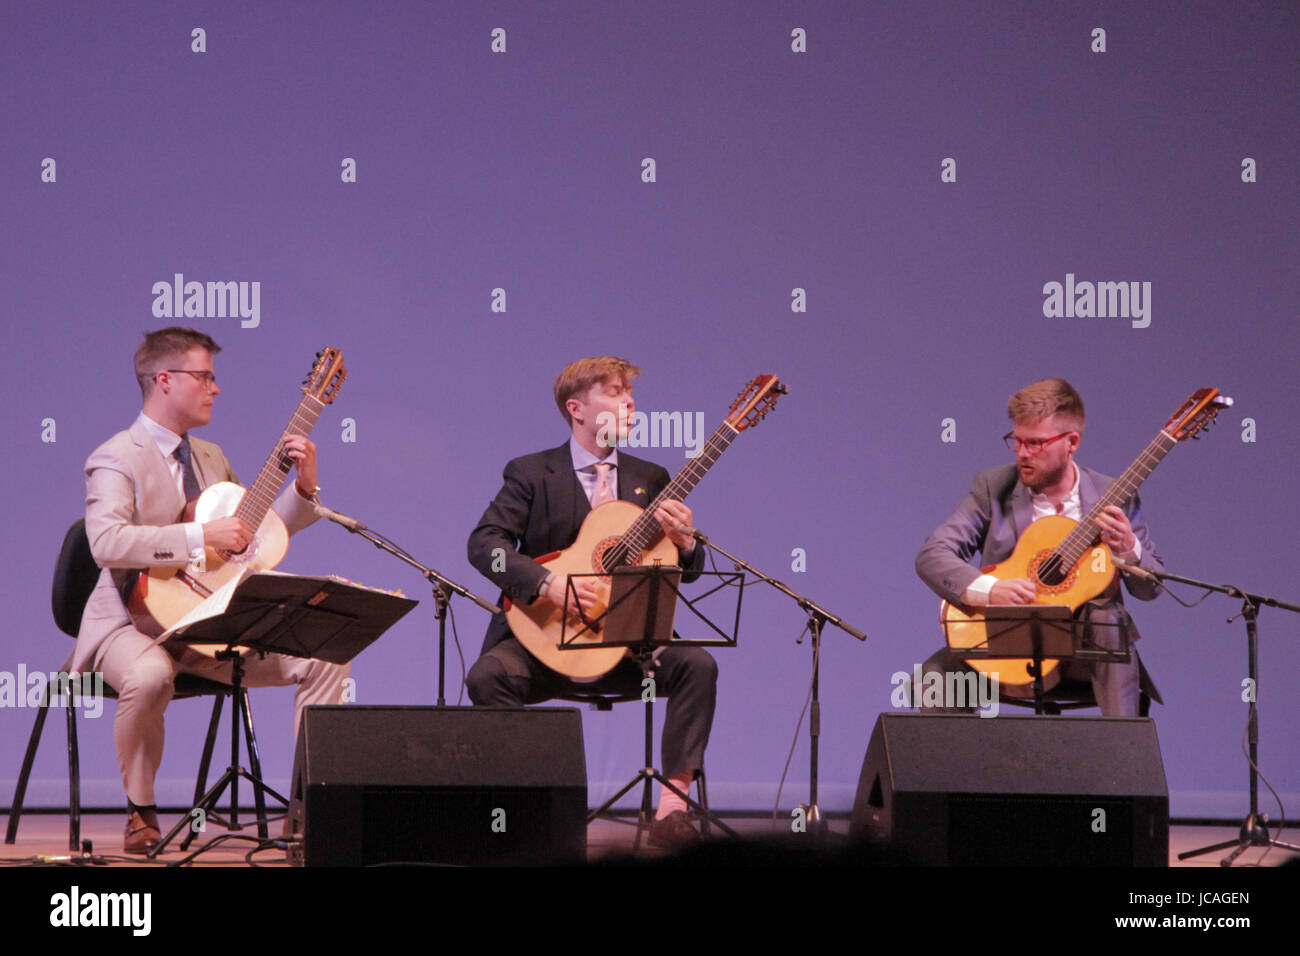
[607,421,739,565]
[1049,429,1177,571]
[233,393,325,529]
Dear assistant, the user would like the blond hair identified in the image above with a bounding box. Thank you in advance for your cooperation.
[553,356,640,424]
[1007,378,1085,431]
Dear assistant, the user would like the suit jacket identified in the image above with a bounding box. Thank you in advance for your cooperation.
[915,463,1164,647]
[72,418,317,673]
[468,442,706,656]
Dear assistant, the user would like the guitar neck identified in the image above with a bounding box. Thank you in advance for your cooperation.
[1056,428,1177,565]
[233,393,325,528]
[619,421,739,555]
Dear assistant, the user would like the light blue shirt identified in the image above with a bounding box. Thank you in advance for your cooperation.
[569,436,619,505]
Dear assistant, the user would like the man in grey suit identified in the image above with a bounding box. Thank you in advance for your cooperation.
[915,378,1163,716]
[75,327,349,853]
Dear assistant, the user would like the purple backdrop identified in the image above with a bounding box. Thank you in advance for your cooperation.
[3,0,1297,819]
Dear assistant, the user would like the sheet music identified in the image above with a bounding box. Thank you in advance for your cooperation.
[156,567,255,642]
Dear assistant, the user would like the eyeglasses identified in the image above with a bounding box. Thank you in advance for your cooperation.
[1003,431,1073,454]
[158,369,217,389]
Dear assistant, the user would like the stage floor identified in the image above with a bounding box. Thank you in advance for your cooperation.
[2,812,1292,868]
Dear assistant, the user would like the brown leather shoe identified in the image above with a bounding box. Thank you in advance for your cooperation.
[124,809,161,855]
[648,810,699,850]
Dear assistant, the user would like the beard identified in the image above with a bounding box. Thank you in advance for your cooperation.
[1018,457,1070,493]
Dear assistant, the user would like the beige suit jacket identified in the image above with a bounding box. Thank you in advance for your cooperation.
[72,419,317,673]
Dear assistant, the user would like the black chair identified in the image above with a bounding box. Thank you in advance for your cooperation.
[4,519,270,852]
[558,688,715,849]
[998,675,1153,716]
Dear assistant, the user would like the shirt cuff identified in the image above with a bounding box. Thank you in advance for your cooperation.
[962,574,998,606]
[184,521,205,558]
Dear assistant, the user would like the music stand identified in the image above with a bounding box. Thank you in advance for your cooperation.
[149,571,417,856]
[561,564,739,844]
[946,605,1130,714]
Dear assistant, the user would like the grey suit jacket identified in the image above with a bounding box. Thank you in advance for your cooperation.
[915,463,1164,646]
[72,419,317,673]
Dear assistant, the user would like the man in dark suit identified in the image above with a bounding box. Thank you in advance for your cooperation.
[915,378,1163,716]
[77,327,349,853]
[466,356,716,847]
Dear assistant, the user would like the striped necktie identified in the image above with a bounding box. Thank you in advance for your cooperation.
[591,462,615,507]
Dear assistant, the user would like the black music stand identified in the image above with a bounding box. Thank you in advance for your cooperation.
[149,571,417,857]
[946,605,1130,714]
[562,564,740,843]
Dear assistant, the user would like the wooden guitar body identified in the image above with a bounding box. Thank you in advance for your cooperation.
[505,500,677,680]
[941,514,1116,698]
[127,481,289,644]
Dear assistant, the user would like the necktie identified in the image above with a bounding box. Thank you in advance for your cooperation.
[591,462,615,507]
[174,435,202,502]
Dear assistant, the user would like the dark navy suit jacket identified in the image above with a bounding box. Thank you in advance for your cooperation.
[468,443,705,656]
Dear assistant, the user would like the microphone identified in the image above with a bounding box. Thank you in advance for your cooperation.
[1112,557,1156,582]
[674,523,706,542]
[313,501,367,533]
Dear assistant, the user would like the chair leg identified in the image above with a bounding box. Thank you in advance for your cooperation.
[4,691,53,845]
[633,698,656,850]
[695,765,709,837]
[66,696,81,852]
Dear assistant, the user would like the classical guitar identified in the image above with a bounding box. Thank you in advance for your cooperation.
[126,348,347,641]
[504,374,786,679]
[941,388,1231,697]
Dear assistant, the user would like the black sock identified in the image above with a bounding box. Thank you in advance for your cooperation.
[128,801,157,815]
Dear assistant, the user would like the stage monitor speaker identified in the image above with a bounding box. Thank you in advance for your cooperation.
[850,713,1169,866]
[287,706,587,867]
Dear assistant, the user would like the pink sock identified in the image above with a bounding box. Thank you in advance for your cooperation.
[655,772,694,819]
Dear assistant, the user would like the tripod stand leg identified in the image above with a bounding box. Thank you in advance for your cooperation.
[240,689,270,839]
[587,771,651,825]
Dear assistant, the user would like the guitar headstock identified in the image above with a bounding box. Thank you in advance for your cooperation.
[726,374,787,432]
[1165,387,1233,441]
[303,347,347,404]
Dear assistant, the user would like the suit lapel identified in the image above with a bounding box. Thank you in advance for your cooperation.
[1008,479,1034,542]
[617,456,655,508]
[543,444,589,529]
[129,420,186,521]
[1076,465,1104,515]
[189,438,224,490]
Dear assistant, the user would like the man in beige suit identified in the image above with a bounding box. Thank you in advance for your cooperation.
[74,327,349,853]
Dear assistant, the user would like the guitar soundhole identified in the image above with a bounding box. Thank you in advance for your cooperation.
[594,538,637,573]
[1028,551,1075,592]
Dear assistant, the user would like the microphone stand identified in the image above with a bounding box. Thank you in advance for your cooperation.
[686,527,866,835]
[315,502,500,706]
[1117,560,1300,865]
